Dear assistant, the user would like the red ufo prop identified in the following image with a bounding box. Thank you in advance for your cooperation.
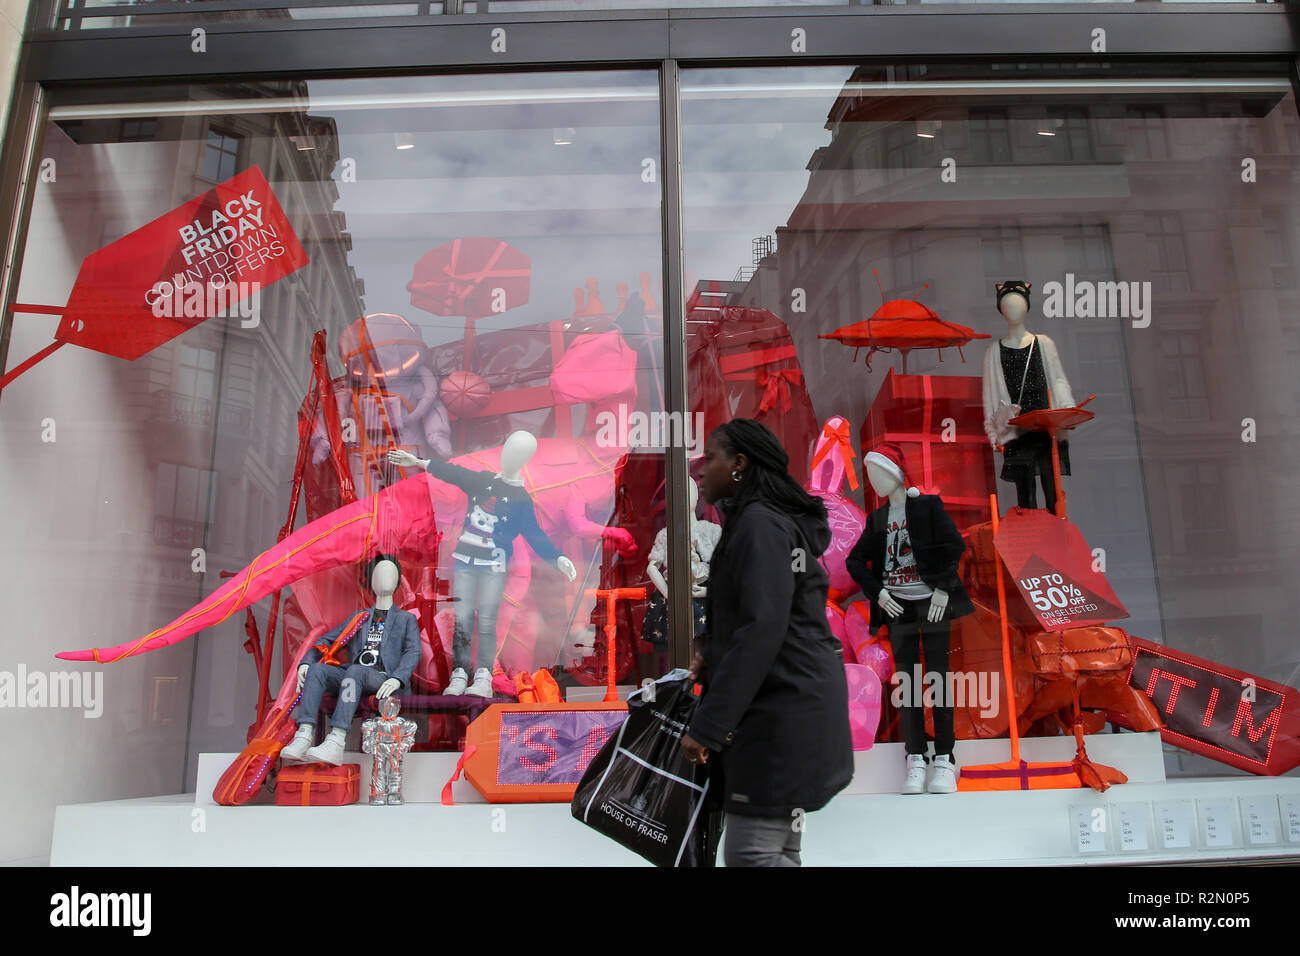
[819,274,990,373]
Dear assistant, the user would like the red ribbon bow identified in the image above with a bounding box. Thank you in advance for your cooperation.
[757,368,803,414]
[809,419,859,491]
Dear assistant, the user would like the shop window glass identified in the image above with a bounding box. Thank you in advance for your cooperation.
[681,64,1300,809]
[2,70,663,846]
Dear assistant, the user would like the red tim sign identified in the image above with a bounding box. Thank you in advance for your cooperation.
[994,508,1128,630]
[1128,637,1300,775]
[56,165,309,361]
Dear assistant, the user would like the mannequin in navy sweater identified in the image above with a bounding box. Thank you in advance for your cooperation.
[389,431,576,697]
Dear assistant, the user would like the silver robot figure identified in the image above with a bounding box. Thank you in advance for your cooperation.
[361,697,418,805]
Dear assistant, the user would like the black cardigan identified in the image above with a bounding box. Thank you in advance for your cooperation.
[845,494,974,630]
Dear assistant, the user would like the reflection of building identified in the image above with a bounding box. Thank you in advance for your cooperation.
[39,82,362,734]
[722,67,1300,727]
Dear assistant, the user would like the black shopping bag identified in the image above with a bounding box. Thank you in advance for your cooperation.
[571,669,722,867]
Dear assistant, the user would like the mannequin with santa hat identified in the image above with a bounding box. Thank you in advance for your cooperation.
[846,443,974,795]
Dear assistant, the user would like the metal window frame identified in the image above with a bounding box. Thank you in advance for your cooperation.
[3,6,1300,673]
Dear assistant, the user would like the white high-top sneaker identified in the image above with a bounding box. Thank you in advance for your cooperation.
[929,754,959,794]
[280,724,315,764]
[901,754,928,795]
[466,668,494,698]
[444,668,469,696]
[303,727,347,765]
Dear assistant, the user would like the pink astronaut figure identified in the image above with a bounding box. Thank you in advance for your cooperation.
[361,697,419,806]
[312,313,453,484]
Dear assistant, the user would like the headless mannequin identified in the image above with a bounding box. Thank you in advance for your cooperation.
[866,463,948,624]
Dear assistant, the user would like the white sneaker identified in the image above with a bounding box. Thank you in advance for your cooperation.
[929,755,959,794]
[280,724,315,764]
[303,728,347,766]
[465,668,493,698]
[444,668,468,696]
[901,754,928,795]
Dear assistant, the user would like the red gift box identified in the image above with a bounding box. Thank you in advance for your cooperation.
[688,288,819,482]
[275,762,361,806]
[860,369,996,533]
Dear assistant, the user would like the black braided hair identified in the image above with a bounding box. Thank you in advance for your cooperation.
[711,418,826,559]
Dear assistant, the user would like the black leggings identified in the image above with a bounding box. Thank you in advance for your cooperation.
[1014,472,1057,514]
[888,598,955,760]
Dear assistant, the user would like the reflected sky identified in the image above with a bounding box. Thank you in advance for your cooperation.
[310,71,663,347]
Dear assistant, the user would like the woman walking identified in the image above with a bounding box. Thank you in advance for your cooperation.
[682,419,854,867]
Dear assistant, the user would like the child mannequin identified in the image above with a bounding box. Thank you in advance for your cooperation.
[846,444,973,794]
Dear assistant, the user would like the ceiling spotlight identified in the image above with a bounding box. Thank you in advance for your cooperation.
[290,135,315,151]
[915,120,942,139]
[394,132,414,150]
[1037,118,1064,137]
[553,127,575,146]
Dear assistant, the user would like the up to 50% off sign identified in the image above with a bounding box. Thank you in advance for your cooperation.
[1018,573,1100,628]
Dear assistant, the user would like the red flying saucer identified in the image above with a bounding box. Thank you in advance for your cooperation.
[819,274,990,373]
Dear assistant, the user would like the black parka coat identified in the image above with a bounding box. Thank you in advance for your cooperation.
[687,499,854,818]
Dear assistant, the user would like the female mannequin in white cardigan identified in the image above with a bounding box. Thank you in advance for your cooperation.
[981,281,1076,513]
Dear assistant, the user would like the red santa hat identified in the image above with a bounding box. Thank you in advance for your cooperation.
[863,443,920,498]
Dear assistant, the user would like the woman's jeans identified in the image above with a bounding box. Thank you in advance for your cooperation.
[452,561,508,673]
[722,813,802,867]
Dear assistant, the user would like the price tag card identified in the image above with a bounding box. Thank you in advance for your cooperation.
[1241,796,1280,846]
[1155,800,1194,850]
[1115,804,1150,852]
[1283,797,1300,843]
[1071,805,1108,854]
[1198,800,1238,849]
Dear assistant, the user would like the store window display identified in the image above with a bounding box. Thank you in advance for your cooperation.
[681,62,1300,807]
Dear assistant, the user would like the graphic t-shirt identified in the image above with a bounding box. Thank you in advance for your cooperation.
[356,609,387,669]
[884,504,933,601]
[455,474,523,570]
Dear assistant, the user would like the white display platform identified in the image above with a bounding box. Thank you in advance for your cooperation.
[60,730,1276,867]
[52,771,1300,866]
[191,731,1167,806]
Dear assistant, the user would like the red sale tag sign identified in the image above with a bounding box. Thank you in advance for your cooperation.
[55,165,308,360]
[993,507,1127,631]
